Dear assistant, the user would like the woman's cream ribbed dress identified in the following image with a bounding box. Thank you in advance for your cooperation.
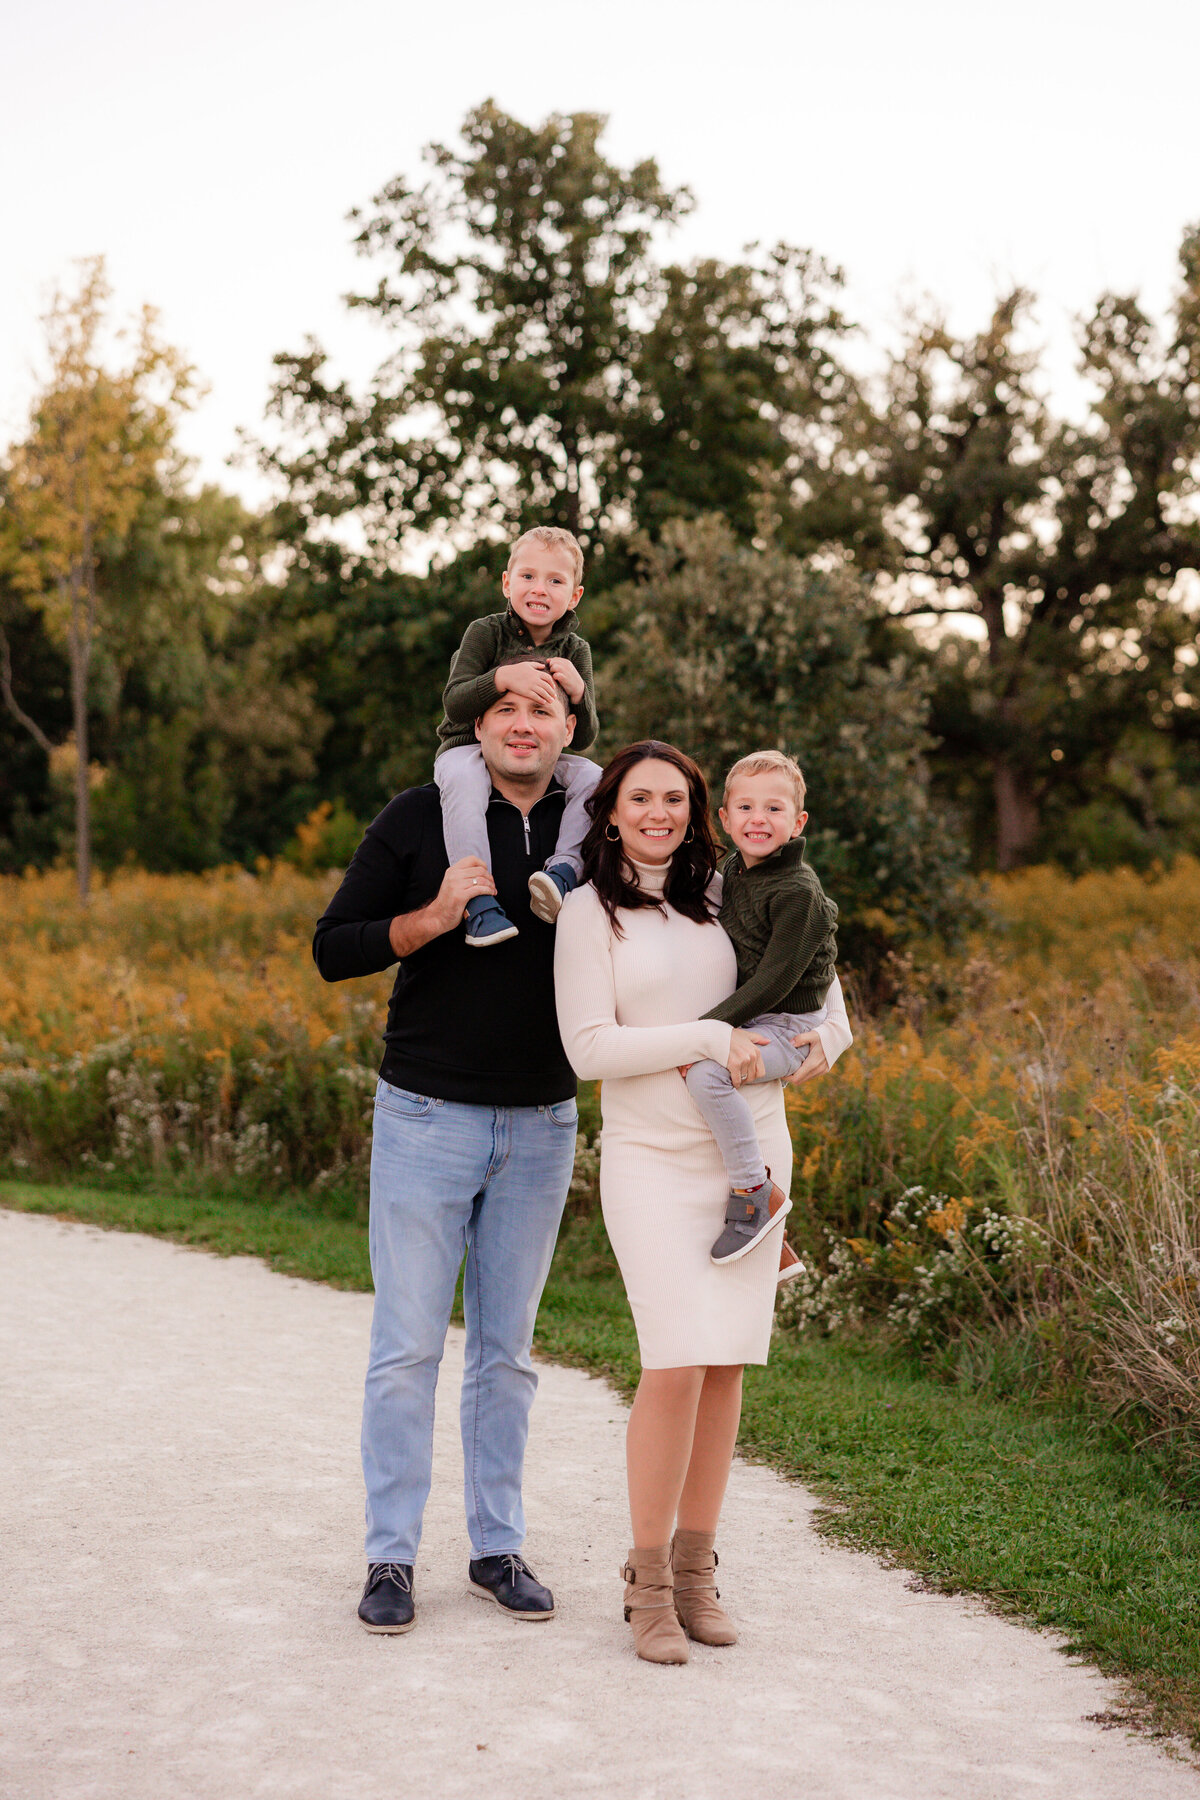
[554,859,852,1369]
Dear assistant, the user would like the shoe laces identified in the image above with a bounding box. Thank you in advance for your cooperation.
[497,1553,530,1583]
[367,1562,412,1595]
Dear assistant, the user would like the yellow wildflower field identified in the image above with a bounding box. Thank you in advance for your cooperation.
[2,856,1198,1446]
[2,857,1197,1191]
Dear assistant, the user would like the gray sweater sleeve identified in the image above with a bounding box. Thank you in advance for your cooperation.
[702,889,832,1028]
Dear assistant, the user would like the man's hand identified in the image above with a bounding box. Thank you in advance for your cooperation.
[388,857,495,957]
[495,661,559,706]
[787,1029,830,1085]
[726,1029,768,1087]
[545,656,585,703]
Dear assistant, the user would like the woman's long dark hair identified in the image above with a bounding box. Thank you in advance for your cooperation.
[580,741,721,933]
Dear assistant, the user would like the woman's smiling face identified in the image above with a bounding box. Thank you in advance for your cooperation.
[610,757,692,866]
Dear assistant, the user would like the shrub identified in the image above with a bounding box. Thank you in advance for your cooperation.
[598,516,968,978]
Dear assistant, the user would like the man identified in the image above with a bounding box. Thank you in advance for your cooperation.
[313,685,579,1634]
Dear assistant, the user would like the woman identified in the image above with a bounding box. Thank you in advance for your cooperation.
[554,742,852,1665]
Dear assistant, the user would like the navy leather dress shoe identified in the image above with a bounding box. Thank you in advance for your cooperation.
[468,1553,555,1620]
[358,1562,415,1633]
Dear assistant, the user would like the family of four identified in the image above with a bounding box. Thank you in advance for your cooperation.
[313,525,852,1666]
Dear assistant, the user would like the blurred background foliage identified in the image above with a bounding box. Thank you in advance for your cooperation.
[2,103,1198,972]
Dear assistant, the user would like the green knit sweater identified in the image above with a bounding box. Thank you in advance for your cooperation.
[703,836,838,1028]
[436,607,598,755]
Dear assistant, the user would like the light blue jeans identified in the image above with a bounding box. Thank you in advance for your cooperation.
[361,1080,577,1564]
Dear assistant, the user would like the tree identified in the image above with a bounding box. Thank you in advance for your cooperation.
[258,102,871,579]
[0,575,72,868]
[84,481,322,872]
[624,252,887,566]
[877,227,1200,869]
[599,515,966,975]
[0,258,195,898]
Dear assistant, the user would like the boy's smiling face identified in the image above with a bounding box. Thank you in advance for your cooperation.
[720,772,808,868]
[502,545,583,645]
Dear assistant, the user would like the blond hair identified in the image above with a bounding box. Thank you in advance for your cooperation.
[723,750,807,812]
[507,526,585,589]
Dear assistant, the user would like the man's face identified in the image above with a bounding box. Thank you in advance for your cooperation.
[475,688,575,787]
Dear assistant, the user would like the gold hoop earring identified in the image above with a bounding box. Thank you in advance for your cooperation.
[684,825,695,844]
[605,823,621,842]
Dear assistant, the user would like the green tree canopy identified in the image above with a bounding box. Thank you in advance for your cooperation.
[0,257,195,896]
[877,227,1200,868]
[258,101,874,579]
[599,514,966,976]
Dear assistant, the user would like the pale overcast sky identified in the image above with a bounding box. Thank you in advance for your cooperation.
[3,0,1198,509]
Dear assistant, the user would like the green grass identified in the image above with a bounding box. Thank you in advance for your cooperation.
[0,1179,376,1290]
[4,1178,1199,1753]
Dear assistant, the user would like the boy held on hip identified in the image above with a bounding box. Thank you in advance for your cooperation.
[435,526,601,946]
[683,751,838,1284]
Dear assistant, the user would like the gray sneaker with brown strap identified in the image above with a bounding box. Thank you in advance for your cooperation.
[710,1179,791,1264]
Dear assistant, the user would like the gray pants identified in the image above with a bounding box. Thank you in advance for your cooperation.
[434,744,603,877]
[684,1006,829,1192]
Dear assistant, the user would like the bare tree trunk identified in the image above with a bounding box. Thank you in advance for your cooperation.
[64,567,93,905]
[0,623,54,754]
[562,438,581,537]
[982,600,1039,871]
[993,759,1039,871]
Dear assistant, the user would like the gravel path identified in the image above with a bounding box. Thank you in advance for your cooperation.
[2,1208,1197,1800]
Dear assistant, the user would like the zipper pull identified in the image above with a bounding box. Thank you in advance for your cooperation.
[523,814,531,855]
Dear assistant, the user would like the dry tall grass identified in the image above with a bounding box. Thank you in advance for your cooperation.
[780,858,1200,1459]
[2,857,1199,1450]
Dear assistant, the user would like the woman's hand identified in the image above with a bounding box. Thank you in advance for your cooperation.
[787,1029,829,1085]
[726,1029,767,1087]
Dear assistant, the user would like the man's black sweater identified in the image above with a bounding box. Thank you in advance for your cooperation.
[312,783,576,1107]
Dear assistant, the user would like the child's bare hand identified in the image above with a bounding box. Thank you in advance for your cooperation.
[545,657,585,702]
[496,662,559,706]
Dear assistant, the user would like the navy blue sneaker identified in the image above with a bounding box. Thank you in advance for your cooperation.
[527,862,579,924]
[358,1563,415,1634]
[464,895,519,947]
[468,1553,555,1620]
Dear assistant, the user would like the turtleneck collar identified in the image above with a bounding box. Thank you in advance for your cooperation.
[626,853,670,896]
[734,834,807,876]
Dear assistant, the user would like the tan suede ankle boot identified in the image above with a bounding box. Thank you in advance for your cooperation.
[671,1530,738,1645]
[622,1545,690,1664]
